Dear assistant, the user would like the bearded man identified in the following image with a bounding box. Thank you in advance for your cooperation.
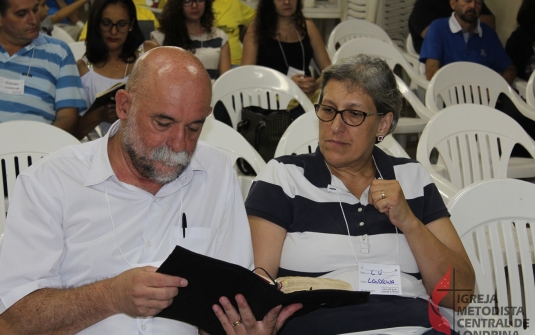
[419,0,516,84]
[0,47,257,334]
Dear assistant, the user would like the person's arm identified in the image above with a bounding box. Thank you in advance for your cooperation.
[306,20,331,73]
[241,21,258,65]
[425,59,441,81]
[219,42,232,76]
[501,64,517,85]
[52,107,79,134]
[49,0,88,24]
[54,0,80,25]
[0,267,187,334]
[368,179,475,310]
[249,215,287,279]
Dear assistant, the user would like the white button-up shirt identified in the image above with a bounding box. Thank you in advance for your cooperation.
[0,121,253,334]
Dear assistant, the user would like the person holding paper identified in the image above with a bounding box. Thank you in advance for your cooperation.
[241,0,330,103]
[75,0,155,139]
[0,46,295,335]
[243,55,475,334]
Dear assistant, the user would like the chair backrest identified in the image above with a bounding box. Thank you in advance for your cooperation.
[0,121,80,234]
[274,111,409,158]
[332,38,429,91]
[211,66,315,129]
[394,75,434,122]
[69,41,86,61]
[405,34,418,57]
[416,104,535,202]
[199,118,266,173]
[327,19,393,56]
[448,178,535,332]
[526,70,535,109]
[51,25,76,44]
[425,62,535,121]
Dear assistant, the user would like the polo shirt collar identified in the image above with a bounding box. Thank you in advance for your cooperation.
[84,120,207,195]
[449,12,482,37]
[0,34,46,59]
[304,146,397,189]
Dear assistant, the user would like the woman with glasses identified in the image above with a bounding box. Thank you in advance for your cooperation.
[75,0,149,139]
[241,0,330,102]
[148,0,231,81]
[216,55,474,334]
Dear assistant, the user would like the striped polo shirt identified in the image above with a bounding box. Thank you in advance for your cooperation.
[0,34,86,124]
[245,146,450,333]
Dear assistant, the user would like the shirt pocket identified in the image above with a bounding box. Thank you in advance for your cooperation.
[177,227,219,255]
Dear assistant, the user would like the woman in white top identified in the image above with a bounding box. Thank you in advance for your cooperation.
[75,0,153,139]
[147,0,231,80]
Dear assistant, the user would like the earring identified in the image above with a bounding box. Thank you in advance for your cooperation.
[377,135,384,142]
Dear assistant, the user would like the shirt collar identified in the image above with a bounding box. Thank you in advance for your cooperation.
[0,34,46,58]
[304,146,397,189]
[449,12,482,37]
[84,120,207,195]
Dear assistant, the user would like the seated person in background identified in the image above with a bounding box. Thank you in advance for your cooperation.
[506,0,535,80]
[243,54,475,334]
[409,0,495,54]
[420,0,516,84]
[38,0,89,36]
[158,0,256,66]
[148,0,231,81]
[0,0,86,135]
[46,0,85,39]
[78,3,160,41]
[75,0,154,139]
[0,47,295,334]
[241,0,331,103]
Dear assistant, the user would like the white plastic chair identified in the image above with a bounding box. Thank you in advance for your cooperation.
[525,70,535,109]
[425,61,535,179]
[51,25,76,44]
[332,38,429,94]
[447,178,535,334]
[199,118,266,201]
[69,41,86,60]
[416,105,535,204]
[327,19,394,57]
[211,66,315,130]
[274,110,409,158]
[0,121,80,234]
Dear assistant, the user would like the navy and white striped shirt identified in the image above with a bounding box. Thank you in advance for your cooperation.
[245,146,449,333]
[0,34,86,124]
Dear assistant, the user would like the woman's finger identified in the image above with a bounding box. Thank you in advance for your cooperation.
[219,296,245,332]
[234,294,258,330]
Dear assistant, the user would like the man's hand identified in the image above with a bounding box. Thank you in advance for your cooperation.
[108,266,188,317]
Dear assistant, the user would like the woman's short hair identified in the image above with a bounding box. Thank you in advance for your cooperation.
[85,0,145,65]
[159,0,214,52]
[318,54,402,134]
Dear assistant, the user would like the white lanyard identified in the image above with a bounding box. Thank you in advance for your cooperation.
[276,26,306,74]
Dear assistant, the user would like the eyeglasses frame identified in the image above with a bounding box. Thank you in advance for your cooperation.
[314,103,385,127]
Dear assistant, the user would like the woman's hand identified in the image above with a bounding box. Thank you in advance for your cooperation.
[100,103,119,124]
[290,74,318,96]
[368,179,419,232]
[209,294,302,335]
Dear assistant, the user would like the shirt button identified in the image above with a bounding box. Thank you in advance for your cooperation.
[359,222,364,226]
[363,193,367,198]
[142,324,147,331]
[147,241,152,247]
[358,208,363,212]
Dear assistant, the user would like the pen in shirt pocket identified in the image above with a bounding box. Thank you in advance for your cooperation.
[182,213,187,238]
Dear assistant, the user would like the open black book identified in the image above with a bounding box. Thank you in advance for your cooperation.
[84,82,125,115]
[156,246,369,335]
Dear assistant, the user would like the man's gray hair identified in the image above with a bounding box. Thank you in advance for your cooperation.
[318,54,402,134]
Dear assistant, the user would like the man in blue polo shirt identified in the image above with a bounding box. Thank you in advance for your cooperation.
[420,0,516,84]
[0,0,86,135]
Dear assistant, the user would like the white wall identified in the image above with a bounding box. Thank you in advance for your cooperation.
[485,0,522,45]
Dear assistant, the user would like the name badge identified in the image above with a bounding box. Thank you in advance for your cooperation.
[287,66,305,78]
[358,262,402,295]
[0,77,24,95]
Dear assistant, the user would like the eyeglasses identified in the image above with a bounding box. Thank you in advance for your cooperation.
[183,0,205,6]
[315,104,384,127]
[100,19,131,33]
